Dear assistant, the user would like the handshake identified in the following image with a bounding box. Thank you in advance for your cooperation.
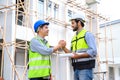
[53,40,80,59]
[58,40,66,49]
[53,40,67,52]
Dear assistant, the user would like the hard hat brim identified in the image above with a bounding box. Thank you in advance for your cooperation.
[38,22,49,28]
[43,22,49,25]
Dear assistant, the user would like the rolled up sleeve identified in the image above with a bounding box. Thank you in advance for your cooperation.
[85,32,97,57]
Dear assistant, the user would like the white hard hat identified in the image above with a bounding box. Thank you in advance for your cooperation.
[71,11,86,23]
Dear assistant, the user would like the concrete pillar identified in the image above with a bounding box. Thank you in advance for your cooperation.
[31,0,38,24]
[114,66,120,80]
[87,3,98,35]
[0,0,16,80]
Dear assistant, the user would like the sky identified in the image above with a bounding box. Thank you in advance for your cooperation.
[98,0,120,21]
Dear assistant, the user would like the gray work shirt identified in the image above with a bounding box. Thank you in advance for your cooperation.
[30,36,54,55]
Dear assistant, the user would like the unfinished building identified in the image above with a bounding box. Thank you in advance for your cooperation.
[0,0,119,80]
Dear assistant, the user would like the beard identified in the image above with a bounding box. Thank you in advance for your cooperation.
[73,26,78,31]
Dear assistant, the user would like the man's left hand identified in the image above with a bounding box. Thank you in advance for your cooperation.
[71,52,80,59]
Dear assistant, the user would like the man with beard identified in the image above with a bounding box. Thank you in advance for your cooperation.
[61,12,97,80]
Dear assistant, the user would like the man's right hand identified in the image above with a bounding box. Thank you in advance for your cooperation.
[53,40,67,53]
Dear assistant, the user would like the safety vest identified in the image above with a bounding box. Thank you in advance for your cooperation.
[71,29,88,51]
[71,29,95,69]
[28,37,51,78]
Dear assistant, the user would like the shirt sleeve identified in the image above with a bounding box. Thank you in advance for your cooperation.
[85,32,97,57]
[30,38,54,55]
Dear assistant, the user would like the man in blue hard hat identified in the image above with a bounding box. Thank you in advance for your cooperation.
[28,20,63,80]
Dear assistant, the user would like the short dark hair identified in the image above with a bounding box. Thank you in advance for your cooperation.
[75,19,85,27]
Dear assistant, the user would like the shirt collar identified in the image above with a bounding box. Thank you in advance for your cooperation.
[37,35,48,44]
[37,35,44,41]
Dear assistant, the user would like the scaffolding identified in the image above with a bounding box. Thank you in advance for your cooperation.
[0,0,114,80]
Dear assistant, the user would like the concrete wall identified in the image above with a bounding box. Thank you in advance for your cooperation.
[99,21,120,64]
[99,20,120,80]
[16,25,34,41]
[114,66,120,80]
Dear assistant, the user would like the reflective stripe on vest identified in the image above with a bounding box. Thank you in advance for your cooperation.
[29,66,51,70]
[74,57,96,62]
[29,57,49,62]
[28,37,51,78]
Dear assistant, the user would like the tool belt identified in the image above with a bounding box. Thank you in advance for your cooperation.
[72,59,95,70]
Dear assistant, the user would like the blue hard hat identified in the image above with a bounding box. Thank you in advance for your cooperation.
[34,20,49,32]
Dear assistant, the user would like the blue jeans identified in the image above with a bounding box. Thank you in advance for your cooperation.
[74,69,93,80]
